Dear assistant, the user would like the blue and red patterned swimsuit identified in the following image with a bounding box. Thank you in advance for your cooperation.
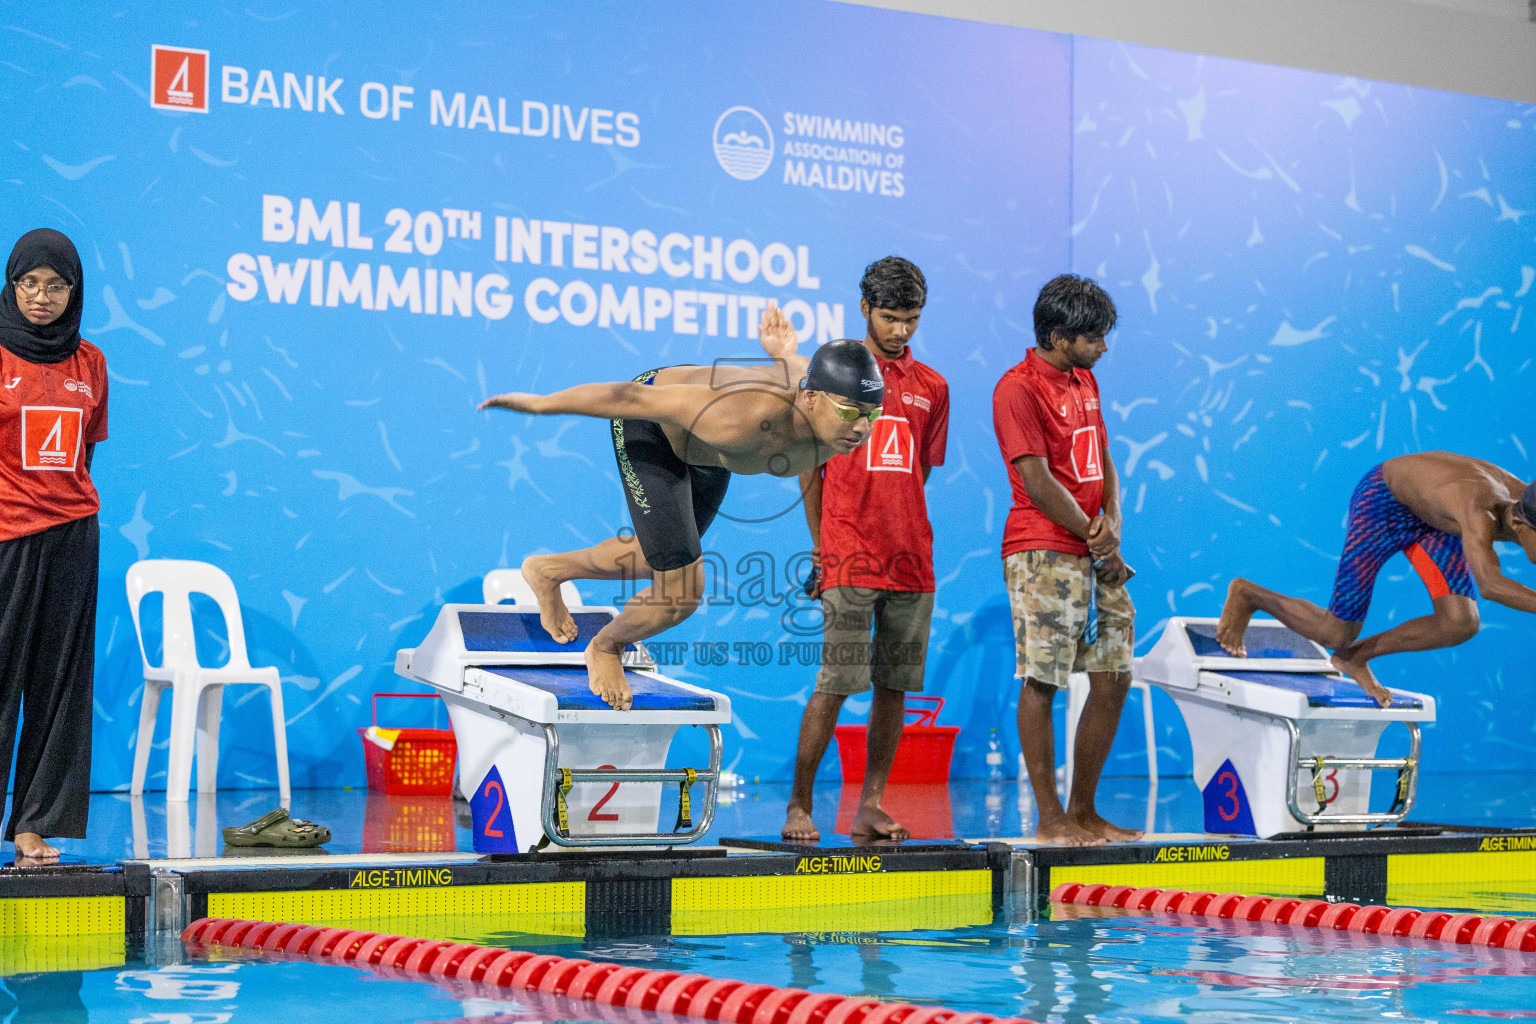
[1328,464,1477,623]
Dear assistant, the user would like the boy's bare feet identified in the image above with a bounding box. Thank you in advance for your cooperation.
[781,804,820,842]
[849,805,910,841]
[522,555,577,643]
[1033,813,1106,847]
[583,642,633,710]
[1331,649,1393,708]
[13,832,59,862]
[1074,812,1144,842]
[1216,579,1256,656]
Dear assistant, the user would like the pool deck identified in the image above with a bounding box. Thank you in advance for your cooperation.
[5,810,1535,961]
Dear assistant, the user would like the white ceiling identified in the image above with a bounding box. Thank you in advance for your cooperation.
[835,0,1536,104]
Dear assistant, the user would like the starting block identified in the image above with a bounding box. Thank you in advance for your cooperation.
[395,604,730,851]
[1138,617,1434,837]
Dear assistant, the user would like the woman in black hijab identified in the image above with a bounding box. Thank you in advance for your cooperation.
[0,229,109,861]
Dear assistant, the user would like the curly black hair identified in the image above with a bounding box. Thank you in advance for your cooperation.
[1033,274,1117,350]
[860,256,926,311]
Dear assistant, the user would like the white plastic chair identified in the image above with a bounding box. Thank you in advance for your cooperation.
[127,560,290,804]
[482,568,582,608]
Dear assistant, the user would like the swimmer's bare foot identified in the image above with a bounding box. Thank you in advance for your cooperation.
[522,555,577,643]
[1032,813,1106,847]
[1216,578,1257,657]
[1331,649,1392,708]
[1074,812,1144,843]
[584,641,632,711]
[781,803,820,843]
[13,832,59,862]
[849,805,910,842]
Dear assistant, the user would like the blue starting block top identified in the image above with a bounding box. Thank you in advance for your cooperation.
[479,666,719,712]
[1220,671,1424,709]
[459,610,635,654]
[1187,622,1321,660]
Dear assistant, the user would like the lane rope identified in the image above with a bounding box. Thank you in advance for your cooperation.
[181,917,1042,1024]
[1048,882,1536,950]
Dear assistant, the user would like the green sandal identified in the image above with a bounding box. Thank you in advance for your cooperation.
[221,808,332,848]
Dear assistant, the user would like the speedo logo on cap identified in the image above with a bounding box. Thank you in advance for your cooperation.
[862,379,882,390]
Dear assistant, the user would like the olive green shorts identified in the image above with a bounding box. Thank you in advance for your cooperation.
[1004,549,1135,689]
[815,586,933,695]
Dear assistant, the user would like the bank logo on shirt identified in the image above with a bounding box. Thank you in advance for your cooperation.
[21,407,82,472]
[713,106,775,181]
[151,45,210,113]
[1070,426,1103,483]
[866,415,914,473]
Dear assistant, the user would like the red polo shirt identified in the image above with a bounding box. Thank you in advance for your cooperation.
[0,340,109,542]
[819,346,949,592]
[992,348,1107,558]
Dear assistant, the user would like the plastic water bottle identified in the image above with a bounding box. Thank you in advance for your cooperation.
[986,728,1004,782]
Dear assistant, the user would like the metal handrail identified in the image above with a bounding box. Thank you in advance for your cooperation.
[537,722,723,847]
[1280,716,1422,827]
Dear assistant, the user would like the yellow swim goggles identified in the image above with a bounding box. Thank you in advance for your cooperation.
[827,397,882,423]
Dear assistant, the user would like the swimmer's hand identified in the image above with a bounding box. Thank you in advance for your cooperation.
[1086,514,1121,559]
[479,392,543,414]
[759,304,809,385]
[758,304,798,360]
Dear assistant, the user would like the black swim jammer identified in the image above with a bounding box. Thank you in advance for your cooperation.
[611,369,730,572]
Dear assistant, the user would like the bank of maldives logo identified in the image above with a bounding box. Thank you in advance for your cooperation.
[712,106,774,180]
[151,45,210,113]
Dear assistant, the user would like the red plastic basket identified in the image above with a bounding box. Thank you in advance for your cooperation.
[834,695,959,785]
[358,693,458,796]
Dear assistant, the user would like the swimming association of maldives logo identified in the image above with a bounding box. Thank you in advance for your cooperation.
[712,106,774,181]
[150,45,210,113]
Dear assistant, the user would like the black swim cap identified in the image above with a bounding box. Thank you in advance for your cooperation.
[801,339,884,405]
[1518,481,1536,528]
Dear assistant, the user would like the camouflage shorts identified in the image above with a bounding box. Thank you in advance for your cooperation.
[1004,549,1135,689]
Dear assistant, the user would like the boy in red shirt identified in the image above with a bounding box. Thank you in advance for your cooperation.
[782,258,949,842]
[992,275,1139,847]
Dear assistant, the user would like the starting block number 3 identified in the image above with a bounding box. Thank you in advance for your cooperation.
[1213,769,1242,822]
[1202,758,1257,835]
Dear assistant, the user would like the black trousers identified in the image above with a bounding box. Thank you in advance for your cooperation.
[0,514,97,841]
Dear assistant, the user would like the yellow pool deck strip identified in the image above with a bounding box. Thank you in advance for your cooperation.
[5,826,1536,942]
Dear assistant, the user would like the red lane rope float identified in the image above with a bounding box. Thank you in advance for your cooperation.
[1048,882,1536,951]
[181,919,1042,1024]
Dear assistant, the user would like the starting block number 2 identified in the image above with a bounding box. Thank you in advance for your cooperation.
[470,766,518,853]
[481,779,507,837]
[588,765,620,822]
[470,762,623,852]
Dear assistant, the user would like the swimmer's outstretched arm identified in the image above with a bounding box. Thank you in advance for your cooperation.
[1462,519,1536,613]
[757,304,810,384]
[479,381,718,432]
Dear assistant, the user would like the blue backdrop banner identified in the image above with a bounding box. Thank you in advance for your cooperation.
[1071,39,1536,776]
[6,1,1069,789]
[3,3,1530,790]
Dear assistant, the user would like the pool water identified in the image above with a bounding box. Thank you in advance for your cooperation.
[15,909,1536,1024]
